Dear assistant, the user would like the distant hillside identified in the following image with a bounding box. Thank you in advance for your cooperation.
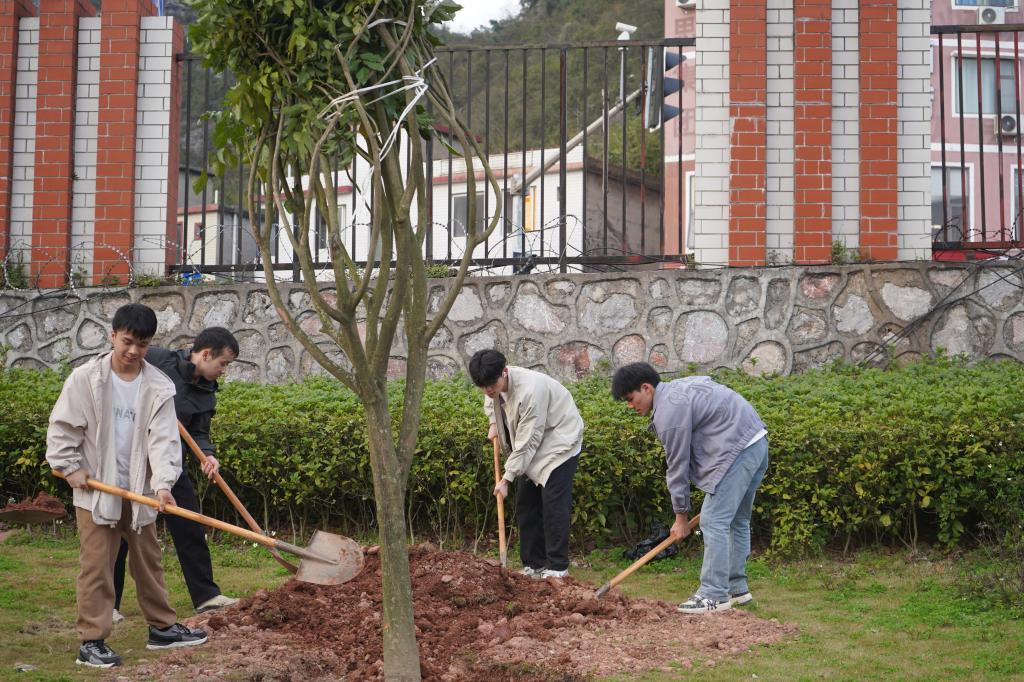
[441,0,664,45]
[171,0,666,191]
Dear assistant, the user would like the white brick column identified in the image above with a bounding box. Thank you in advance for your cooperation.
[831,0,859,250]
[9,15,36,267]
[71,16,99,280]
[897,0,932,259]
[766,0,794,262]
[133,15,174,277]
[694,0,730,266]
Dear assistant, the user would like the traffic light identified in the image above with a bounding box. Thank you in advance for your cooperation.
[644,46,685,130]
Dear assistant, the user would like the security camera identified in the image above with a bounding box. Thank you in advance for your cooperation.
[615,22,638,34]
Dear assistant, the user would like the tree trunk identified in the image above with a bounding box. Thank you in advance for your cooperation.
[365,397,422,681]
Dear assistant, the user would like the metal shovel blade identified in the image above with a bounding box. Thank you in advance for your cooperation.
[295,531,365,586]
[0,508,66,524]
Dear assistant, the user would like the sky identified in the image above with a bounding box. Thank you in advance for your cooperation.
[444,0,523,34]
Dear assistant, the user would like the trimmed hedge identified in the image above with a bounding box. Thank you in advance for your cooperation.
[2,357,1023,555]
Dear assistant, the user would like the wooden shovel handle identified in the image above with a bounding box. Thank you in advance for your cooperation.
[53,469,275,548]
[492,437,508,568]
[177,421,298,572]
[595,514,701,598]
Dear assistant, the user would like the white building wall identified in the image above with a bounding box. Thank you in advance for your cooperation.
[71,16,100,279]
[897,0,933,259]
[133,16,175,276]
[270,144,589,280]
[8,16,38,269]
[693,0,730,266]
[831,0,859,250]
[766,0,794,262]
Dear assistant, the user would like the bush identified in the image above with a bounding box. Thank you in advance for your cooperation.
[2,357,1023,555]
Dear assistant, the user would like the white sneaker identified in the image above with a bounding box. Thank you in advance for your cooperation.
[196,594,239,614]
[730,591,753,606]
[520,566,542,579]
[676,594,731,615]
[540,568,568,579]
[111,609,125,625]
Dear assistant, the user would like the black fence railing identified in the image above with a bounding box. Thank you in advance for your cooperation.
[933,24,1024,257]
[173,38,695,280]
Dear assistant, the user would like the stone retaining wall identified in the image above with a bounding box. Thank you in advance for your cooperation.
[2,263,1022,382]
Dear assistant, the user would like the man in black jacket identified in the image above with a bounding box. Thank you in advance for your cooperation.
[112,327,240,617]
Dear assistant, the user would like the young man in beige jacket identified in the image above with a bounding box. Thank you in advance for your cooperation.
[46,303,208,668]
[469,349,584,578]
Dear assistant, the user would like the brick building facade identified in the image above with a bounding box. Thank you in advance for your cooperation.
[0,0,182,287]
[666,0,933,267]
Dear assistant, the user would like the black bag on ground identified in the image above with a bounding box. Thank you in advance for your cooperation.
[623,522,679,562]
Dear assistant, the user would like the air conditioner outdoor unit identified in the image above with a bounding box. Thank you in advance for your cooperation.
[978,6,1007,25]
[997,113,1019,136]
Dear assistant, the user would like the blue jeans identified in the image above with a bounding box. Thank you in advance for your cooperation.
[697,436,769,602]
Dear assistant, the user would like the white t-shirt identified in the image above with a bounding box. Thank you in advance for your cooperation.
[112,372,142,488]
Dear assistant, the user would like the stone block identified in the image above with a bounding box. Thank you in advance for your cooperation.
[674,311,728,365]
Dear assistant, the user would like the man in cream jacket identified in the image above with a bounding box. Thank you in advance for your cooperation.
[47,303,207,668]
[469,349,583,578]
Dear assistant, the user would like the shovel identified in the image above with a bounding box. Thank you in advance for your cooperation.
[177,421,298,574]
[53,471,363,586]
[594,514,701,599]
[491,437,508,568]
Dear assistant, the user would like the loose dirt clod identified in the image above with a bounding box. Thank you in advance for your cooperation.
[117,544,797,681]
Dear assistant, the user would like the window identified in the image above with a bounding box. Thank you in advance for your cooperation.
[953,1,1015,7]
[955,57,1020,116]
[312,204,348,253]
[1009,168,1024,240]
[931,166,968,242]
[451,192,487,238]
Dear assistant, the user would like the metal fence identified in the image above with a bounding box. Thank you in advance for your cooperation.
[174,38,696,280]
[933,24,1024,257]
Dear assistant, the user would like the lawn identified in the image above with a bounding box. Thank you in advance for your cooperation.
[1,527,1022,681]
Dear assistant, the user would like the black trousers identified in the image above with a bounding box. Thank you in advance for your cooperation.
[516,454,578,572]
[114,469,220,609]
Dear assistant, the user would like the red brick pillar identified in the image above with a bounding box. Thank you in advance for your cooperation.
[31,0,96,288]
[859,0,898,261]
[0,0,36,262]
[93,0,155,285]
[728,0,767,266]
[793,0,832,264]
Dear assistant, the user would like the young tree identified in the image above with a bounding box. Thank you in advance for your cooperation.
[190,2,500,679]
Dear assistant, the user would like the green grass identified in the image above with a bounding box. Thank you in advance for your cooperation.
[0,527,287,681]
[576,546,1024,681]
[1,530,1023,681]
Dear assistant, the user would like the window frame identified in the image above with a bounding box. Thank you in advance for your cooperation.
[951,52,1022,119]
[931,162,974,242]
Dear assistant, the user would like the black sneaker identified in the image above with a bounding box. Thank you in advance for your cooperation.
[76,640,122,668]
[146,623,209,650]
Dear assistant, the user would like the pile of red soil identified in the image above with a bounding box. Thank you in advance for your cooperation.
[120,545,797,681]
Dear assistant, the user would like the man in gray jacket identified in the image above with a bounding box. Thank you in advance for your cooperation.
[469,349,583,578]
[612,362,769,614]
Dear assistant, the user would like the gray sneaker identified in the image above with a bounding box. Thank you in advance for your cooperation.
[730,591,753,606]
[540,568,568,579]
[520,566,543,579]
[676,594,731,615]
[196,594,239,614]
[146,623,208,650]
[76,640,121,668]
